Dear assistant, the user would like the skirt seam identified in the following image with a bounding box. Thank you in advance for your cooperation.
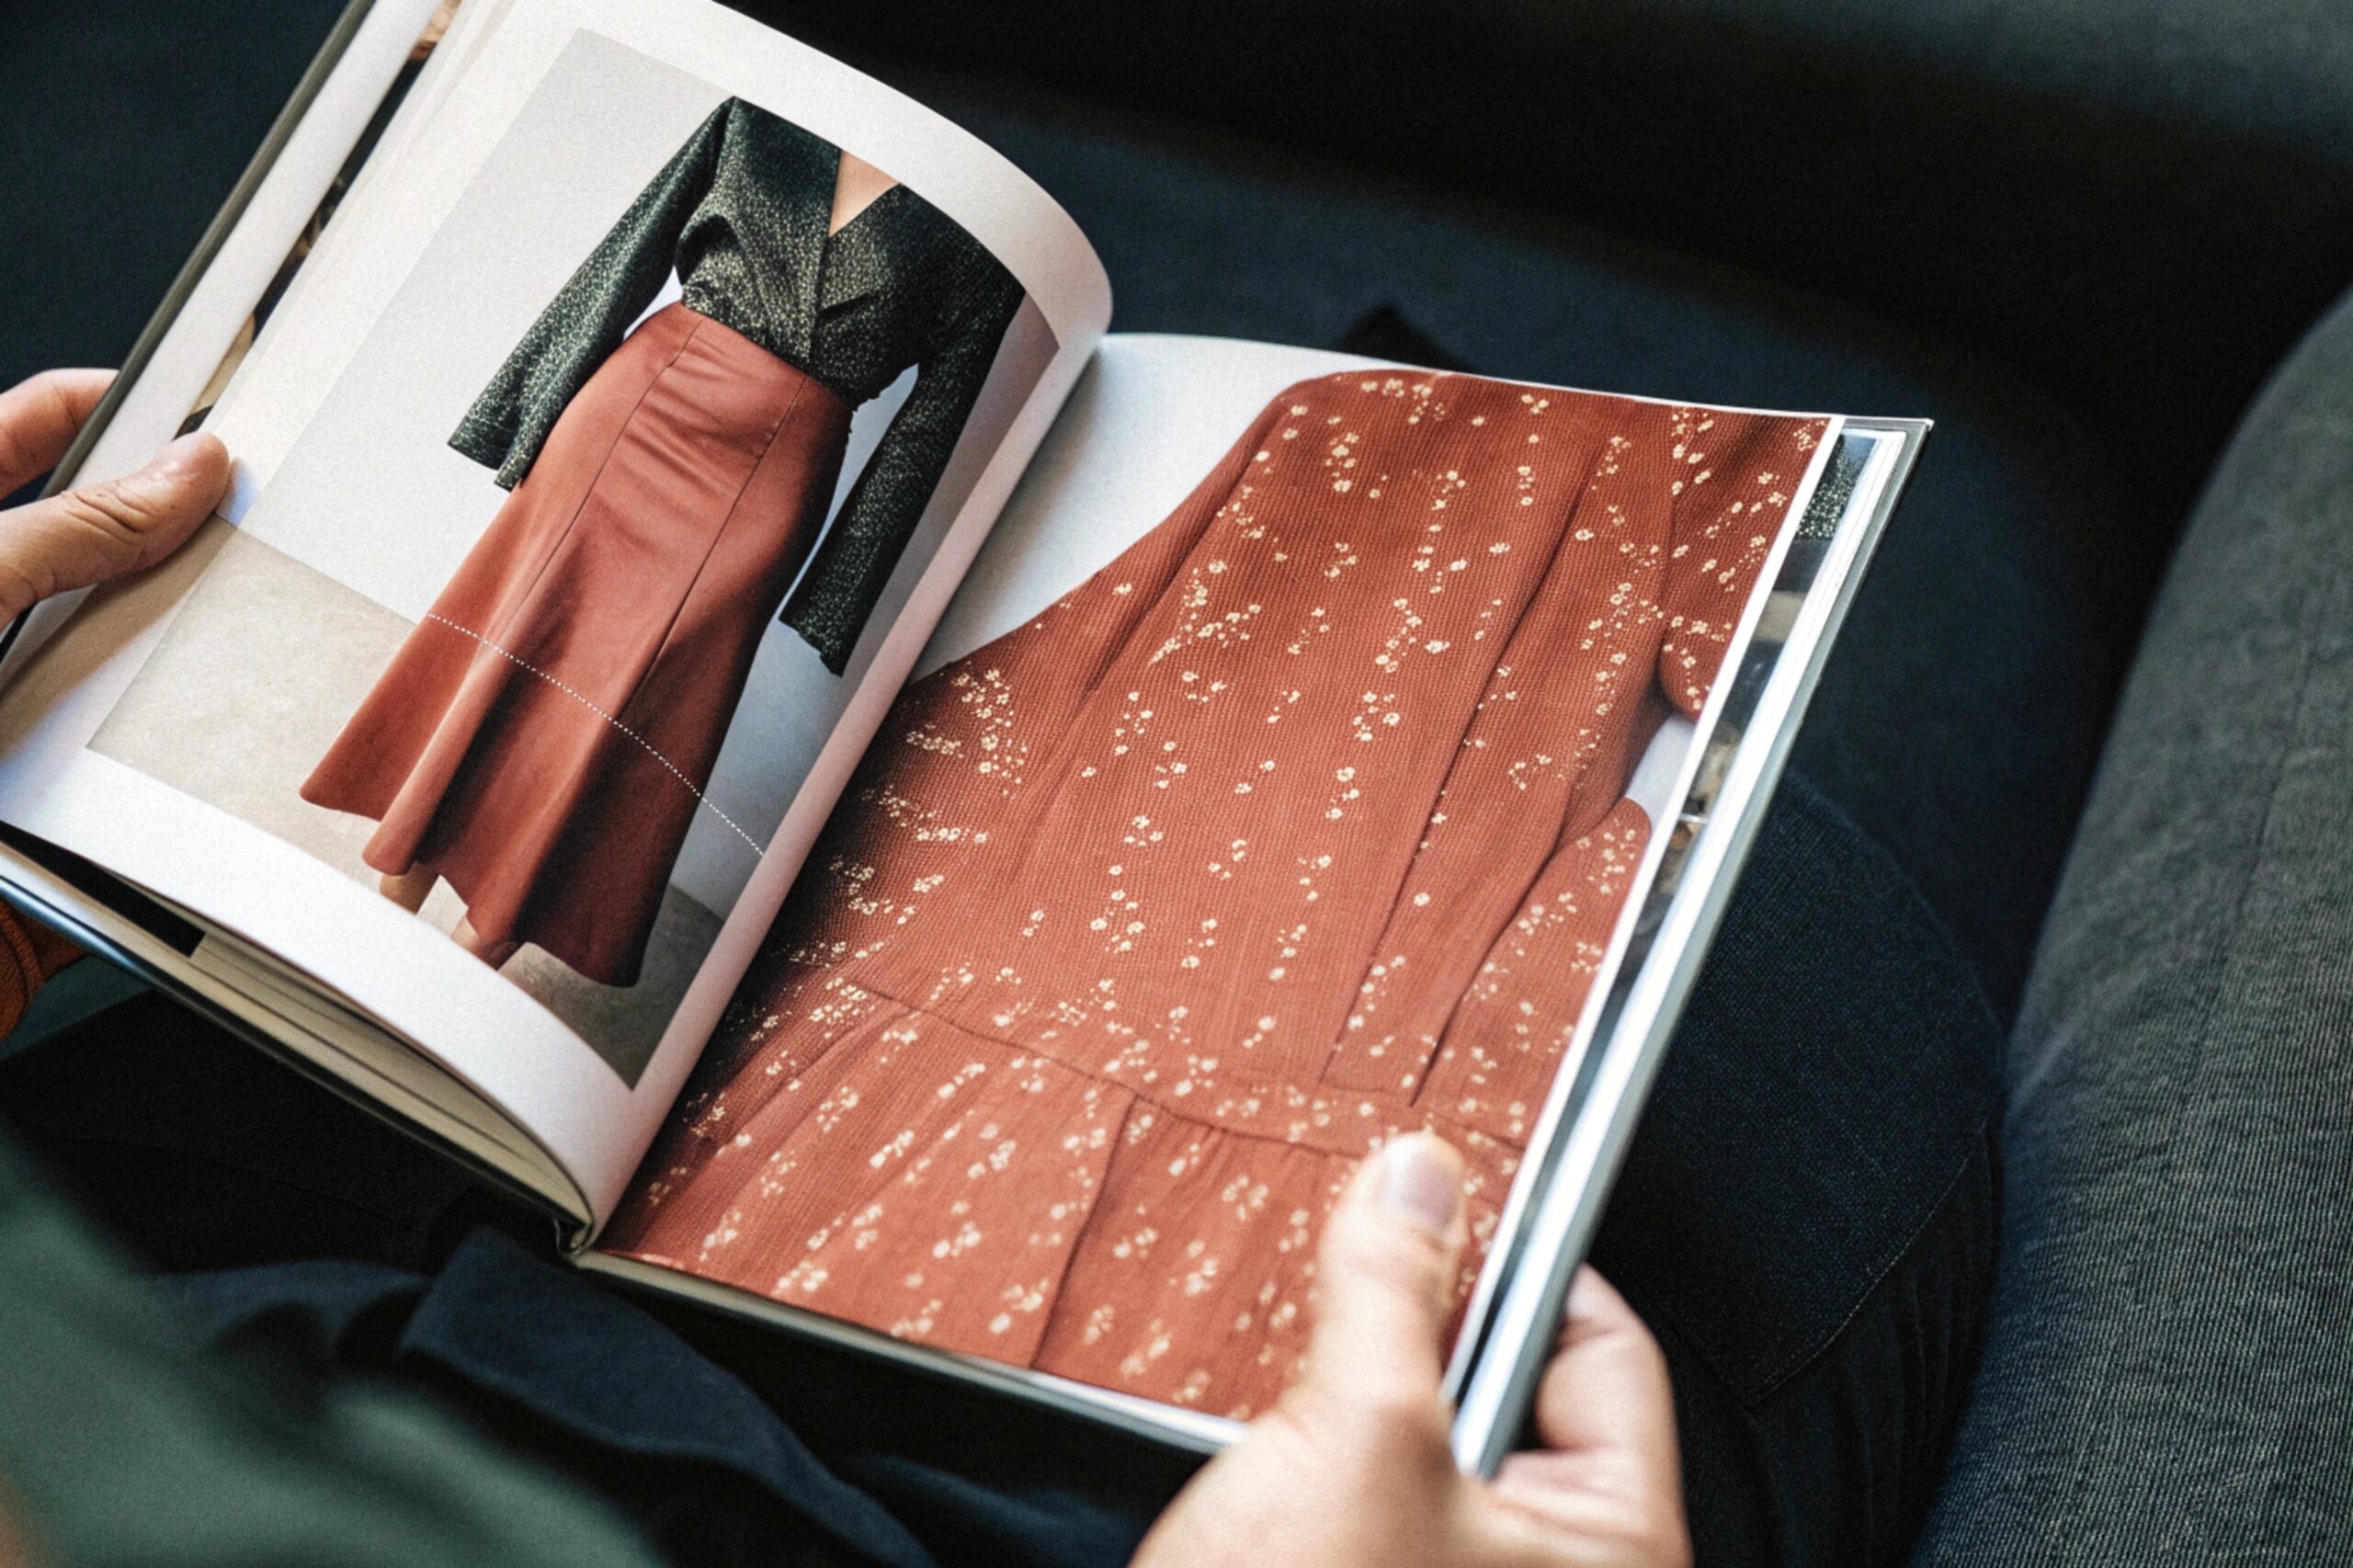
[1024,1084,1147,1371]
[482,312,707,655]
[617,371,817,756]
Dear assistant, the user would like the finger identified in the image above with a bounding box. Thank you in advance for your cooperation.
[1527,1267,1681,1479]
[1476,1272,1687,1562]
[1284,1131,1469,1436]
[0,369,115,496]
[0,432,229,618]
[1481,1469,1693,1568]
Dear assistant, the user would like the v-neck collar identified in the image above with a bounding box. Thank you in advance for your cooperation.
[814,181,929,324]
[825,177,907,245]
[715,100,933,354]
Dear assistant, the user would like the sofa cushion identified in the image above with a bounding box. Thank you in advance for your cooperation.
[1916,283,2353,1562]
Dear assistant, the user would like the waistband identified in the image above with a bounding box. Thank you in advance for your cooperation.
[642,301,855,411]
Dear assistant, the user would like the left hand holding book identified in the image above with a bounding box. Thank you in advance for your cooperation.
[0,369,227,621]
[0,367,231,1021]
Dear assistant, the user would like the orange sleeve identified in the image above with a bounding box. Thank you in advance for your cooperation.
[1654,411,1830,718]
[0,906,81,1040]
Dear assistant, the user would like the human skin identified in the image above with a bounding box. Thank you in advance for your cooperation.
[1133,1132,1690,1568]
[0,369,226,622]
[0,369,226,979]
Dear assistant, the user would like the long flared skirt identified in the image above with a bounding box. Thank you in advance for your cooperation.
[301,303,851,985]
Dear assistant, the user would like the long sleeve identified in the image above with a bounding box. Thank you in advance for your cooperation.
[1653,409,1826,718]
[779,256,1024,673]
[449,102,730,490]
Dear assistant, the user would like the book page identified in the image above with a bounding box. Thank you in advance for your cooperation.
[0,0,1110,1225]
[599,334,1843,1429]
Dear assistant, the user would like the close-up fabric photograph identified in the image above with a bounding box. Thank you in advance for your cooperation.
[1,2,2350,1565]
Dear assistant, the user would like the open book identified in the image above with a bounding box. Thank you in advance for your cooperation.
[0,0,1923,1472]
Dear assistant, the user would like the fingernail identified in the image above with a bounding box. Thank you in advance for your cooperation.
[1378,1133,1461,1238]
[138,434,215,486]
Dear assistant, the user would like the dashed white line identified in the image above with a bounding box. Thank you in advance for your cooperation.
[422,612,766,858]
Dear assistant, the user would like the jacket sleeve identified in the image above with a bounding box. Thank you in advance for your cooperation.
[449,101,730,489]
[779,251,1025,674]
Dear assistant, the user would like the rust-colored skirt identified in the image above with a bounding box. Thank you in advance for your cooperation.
[301,304,850,985]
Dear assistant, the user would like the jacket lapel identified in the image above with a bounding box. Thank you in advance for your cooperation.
[727,100,839,359]
[816,185,925,322]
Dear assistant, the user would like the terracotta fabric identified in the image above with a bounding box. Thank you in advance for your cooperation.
[606,371,1826,1415]
[0,907,59,1040]
[302,304,851,986]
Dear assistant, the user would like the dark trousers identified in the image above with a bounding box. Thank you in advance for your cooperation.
[0,762,2007,1568]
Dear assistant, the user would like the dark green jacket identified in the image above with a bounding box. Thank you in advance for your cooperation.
[451,97,1024,672]
[0,1136,658,1567]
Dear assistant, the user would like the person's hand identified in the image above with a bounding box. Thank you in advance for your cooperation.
[0,369,230,994]
[0,369,228,622]
[1133,1133,1689,1568]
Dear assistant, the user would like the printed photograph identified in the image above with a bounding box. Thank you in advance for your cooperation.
[605,356,1826,1415]
[82,34,1054,1081]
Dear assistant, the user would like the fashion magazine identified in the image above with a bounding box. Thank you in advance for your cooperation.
[0,0,1924,1470]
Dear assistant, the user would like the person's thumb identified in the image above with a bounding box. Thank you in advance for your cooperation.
[0,431,228,618]
[1287,1131,1469,1438]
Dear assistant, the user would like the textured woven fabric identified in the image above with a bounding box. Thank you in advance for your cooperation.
[1915,286,2353,1563]
[606,370,1825,1417]
[0,1142,663,1568]
[449,97,1023,671]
